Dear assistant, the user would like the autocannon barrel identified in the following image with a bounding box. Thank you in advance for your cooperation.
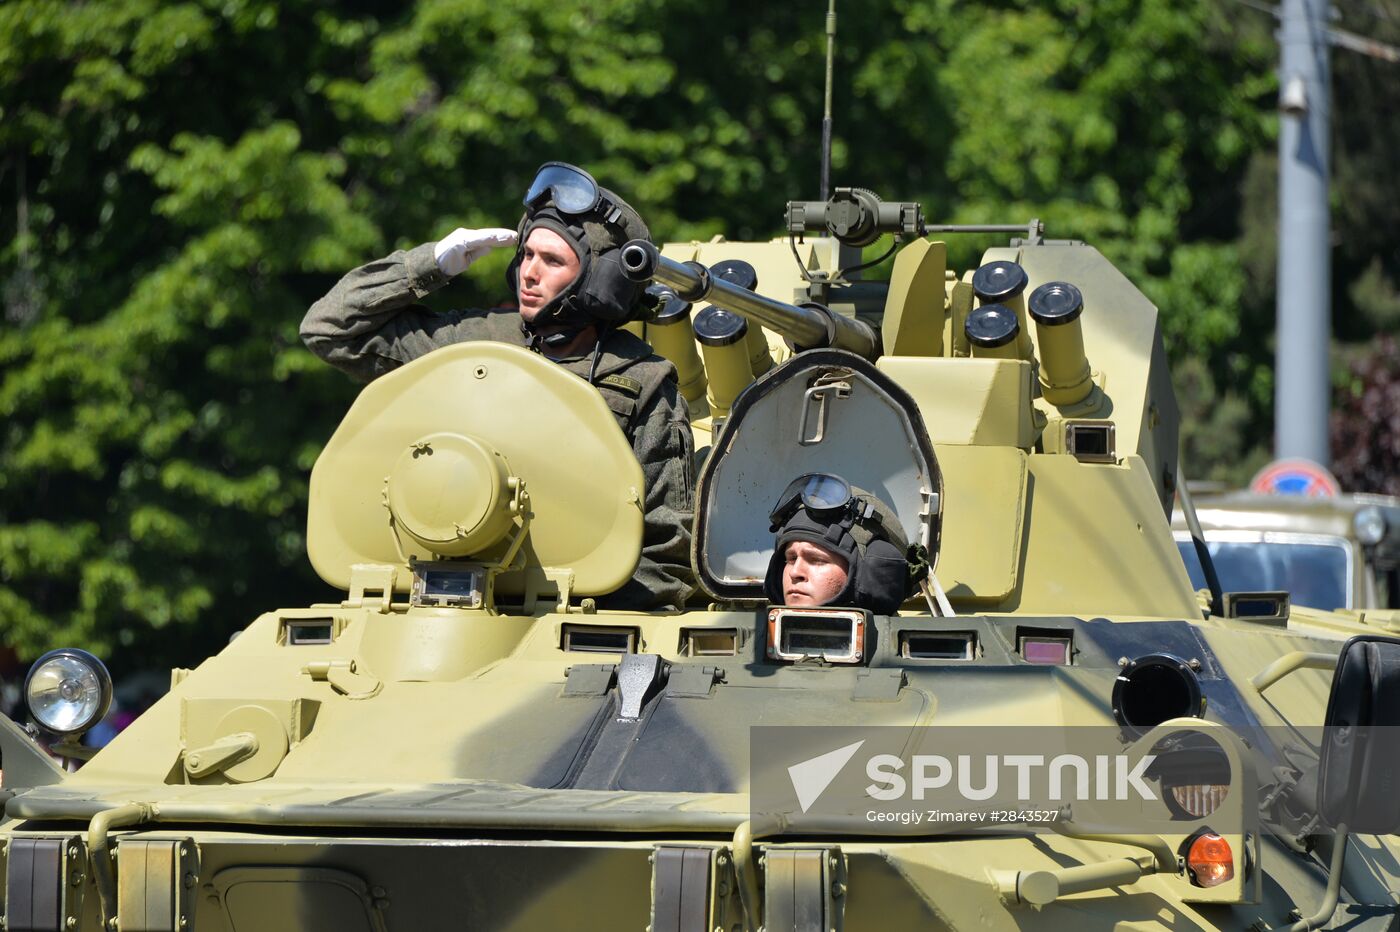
[619,240,880,360]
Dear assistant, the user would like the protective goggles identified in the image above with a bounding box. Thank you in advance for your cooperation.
[524,161,613,217]
[768,473,854,532]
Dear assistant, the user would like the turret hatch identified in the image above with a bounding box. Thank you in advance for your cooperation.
[307,342,644,600]
[693,350,942,602]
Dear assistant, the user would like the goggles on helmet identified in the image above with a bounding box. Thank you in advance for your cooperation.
[523,161,617,218]
[768,473,854,532]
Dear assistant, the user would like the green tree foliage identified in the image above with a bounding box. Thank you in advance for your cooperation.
[1332,2,1400,341]
[0,1,380,665]
[0,0,1393,671]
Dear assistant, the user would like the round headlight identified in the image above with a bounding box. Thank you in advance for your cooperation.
[1354,506,1387,547]
[1146,729,1232,821]
[1169,783,1230,819]
[24,648,113,736]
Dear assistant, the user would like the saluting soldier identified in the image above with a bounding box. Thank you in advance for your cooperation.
[302,162,695,610]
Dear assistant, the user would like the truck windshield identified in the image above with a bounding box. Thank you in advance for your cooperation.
[1175,534,1351,611]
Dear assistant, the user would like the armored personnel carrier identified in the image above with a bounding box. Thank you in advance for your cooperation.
[3,187,1400,932]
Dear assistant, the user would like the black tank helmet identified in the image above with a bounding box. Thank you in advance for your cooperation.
[506,162,651,333]
[762,473,927,615]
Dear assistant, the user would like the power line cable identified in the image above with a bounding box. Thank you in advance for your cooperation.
[1224,0,1400,62]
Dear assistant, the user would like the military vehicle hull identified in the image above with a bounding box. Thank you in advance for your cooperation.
[6,605,1398,929]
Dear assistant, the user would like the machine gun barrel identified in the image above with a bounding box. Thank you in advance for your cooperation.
[620,240,879,360]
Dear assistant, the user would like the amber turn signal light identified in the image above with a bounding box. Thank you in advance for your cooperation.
[1186,832,1234,888]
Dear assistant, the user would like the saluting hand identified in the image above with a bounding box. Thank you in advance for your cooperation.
[433,227,518,276]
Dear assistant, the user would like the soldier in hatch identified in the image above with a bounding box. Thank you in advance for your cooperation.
[763,473,924,614]
[301,162,694,610]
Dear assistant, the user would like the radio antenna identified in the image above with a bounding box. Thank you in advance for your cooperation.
[820,0,836,201]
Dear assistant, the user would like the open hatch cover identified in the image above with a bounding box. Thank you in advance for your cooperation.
[693,350,942,602]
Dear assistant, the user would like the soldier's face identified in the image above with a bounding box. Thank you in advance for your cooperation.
[518,228,582,322]
[782,540,850,607]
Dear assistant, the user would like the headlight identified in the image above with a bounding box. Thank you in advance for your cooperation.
[1354,506,1386,547]
[1169,783,1230,818]
[24,648,113,736]
[1147,730,1231,820]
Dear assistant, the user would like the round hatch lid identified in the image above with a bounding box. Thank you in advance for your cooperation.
[386,432,515,556]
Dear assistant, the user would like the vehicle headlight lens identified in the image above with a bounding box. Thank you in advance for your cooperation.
[1148,729,1231,820]
[24,648,113,736]
[1169,783,1230,818]
[1354,506,1386,546]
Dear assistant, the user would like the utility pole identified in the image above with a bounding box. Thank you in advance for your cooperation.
[819,0,836,202]
[1274,0,1332,465]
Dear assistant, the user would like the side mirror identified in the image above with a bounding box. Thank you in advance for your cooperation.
[1318,635,1400,832]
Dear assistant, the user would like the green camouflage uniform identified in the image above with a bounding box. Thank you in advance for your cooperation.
[301,241,695,610]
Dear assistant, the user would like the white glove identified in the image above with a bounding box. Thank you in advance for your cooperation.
[433,227,518,276]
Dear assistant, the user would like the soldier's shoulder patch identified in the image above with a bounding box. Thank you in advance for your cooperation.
[597,373,643,398]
